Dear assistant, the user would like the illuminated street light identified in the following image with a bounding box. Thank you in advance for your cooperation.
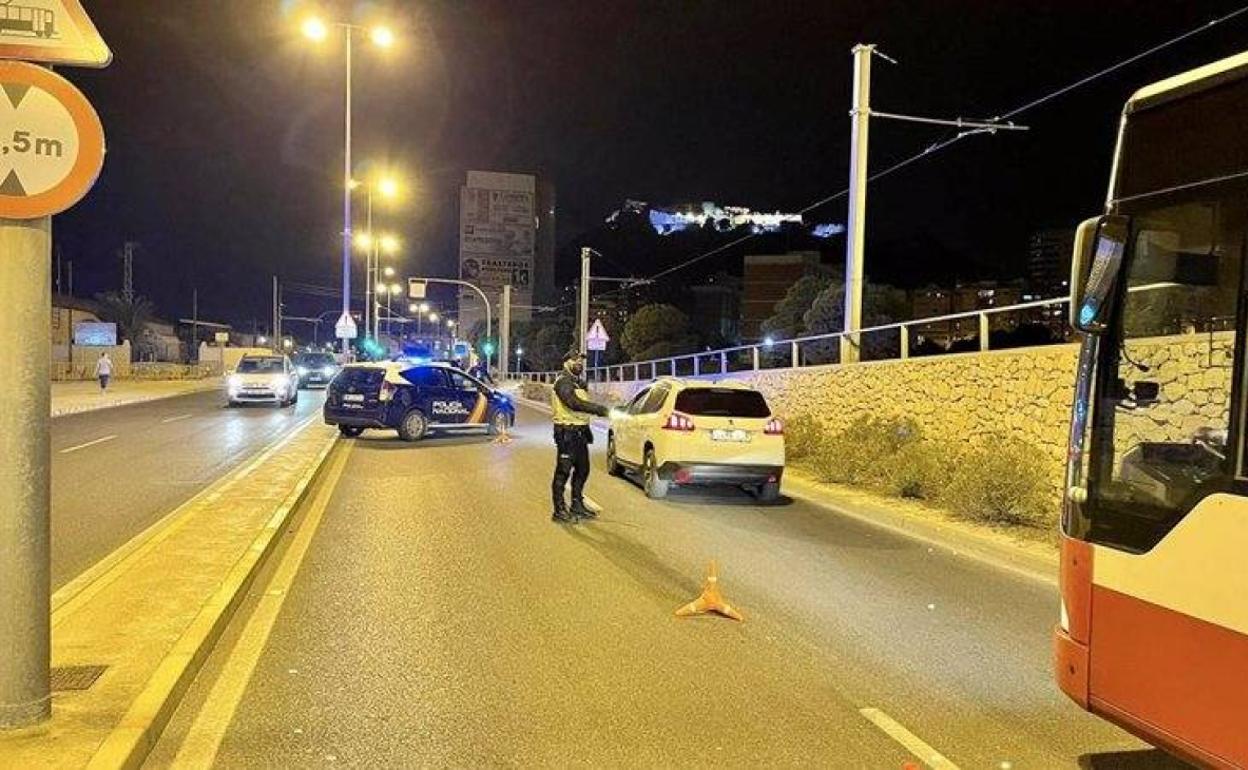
[383,266,395,278]
[370,26,396,49]
[375,282,388,294]
[389,283,403,296]
[257,335,268,345]
[446,319,456,329]
[408,303,421,314]
[763,336,775,347]
[301,17,329,41]
[429,312,439,323]
[354,232,374,250]
[379,234,400,254]
[378,176,400,199]
[418,302,430,314]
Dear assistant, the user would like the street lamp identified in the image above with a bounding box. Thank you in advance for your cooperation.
[383,266,395,278]
[384,283,402,336]
[299,15,396,354]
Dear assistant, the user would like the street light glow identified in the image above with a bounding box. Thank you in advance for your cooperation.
[419,302,430,313]
[301,17,329,42]
[383,266,395,278]
[408,303,420,313]
[379,235,400,254]
[429,312,439,323]
[389,283,403,296]
[375,282,388,294]
[447,319,456,328]
[378,177,400,199]
[355,232,374,250]
[370,26,395,48]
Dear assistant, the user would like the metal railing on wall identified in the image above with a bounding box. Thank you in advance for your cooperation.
[517,296,1072,385]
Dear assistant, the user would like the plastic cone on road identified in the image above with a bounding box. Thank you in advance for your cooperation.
[675,561,743,621]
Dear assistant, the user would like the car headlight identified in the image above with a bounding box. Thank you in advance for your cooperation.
[270,375,290,389]
[322,366,336,376]
[297,366,309,376]
[227,375,242,390]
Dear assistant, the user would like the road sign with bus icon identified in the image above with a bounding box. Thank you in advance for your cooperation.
[0,0,110,68]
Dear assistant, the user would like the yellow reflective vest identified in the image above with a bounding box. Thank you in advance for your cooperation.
[551,375,594,426]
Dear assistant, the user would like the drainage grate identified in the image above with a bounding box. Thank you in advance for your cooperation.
[50,665,107,692]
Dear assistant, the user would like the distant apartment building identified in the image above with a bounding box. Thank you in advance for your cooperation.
[691,275,741,344]
[740,252,821,341]
[1027,228,1076,298]
[910,282,1024,348]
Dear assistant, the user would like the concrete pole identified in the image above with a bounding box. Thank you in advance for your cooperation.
[500,284,512,380]
[340,29,353,355]
[0,216,52,728]
[272,276,279,352]
[364,188,372,340]
[841,43,873,366]
[579,247,590,355]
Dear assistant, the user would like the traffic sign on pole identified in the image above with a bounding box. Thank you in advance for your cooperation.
[586,318,609,352]
[0,61,105,219]
[0,1,112,68]
[335,311,358,340]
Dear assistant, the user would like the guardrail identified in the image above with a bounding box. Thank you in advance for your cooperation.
[518,296,1072,385]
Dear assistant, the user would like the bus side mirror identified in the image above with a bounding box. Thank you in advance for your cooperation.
[1070,214,1130,334]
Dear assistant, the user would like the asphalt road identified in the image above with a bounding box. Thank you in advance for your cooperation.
[151,403,1187,768]
[51,387,324,590]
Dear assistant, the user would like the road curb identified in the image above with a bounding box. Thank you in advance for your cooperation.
[51,381,221,418]
[83,427,340,770]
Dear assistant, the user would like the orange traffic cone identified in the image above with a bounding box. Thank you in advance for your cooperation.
[675,561,743,621]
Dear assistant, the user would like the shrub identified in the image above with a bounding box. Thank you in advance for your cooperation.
[783,416,827,462]
[880,440,963,500]
[942,437,1050,527]
[812,414,921,486]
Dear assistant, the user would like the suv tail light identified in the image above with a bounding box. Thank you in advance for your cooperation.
[662,412,696,431]
[379,380,397,402]
[765,418,784,435]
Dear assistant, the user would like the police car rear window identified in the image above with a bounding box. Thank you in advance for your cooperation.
[336,368,384,388]
[674,388,770,418]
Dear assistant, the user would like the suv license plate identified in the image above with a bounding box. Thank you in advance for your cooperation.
[343,394,365,402]
[711,429,750,442]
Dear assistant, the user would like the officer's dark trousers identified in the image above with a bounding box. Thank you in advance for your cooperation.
[552,425,591,510]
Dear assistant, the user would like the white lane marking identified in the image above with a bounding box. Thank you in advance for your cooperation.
[859,707,961,770]
[162,413,192,424]
[169,441,351,769]
[59,434,118,454]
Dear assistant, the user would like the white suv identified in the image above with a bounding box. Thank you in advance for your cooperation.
[606,378,785,501]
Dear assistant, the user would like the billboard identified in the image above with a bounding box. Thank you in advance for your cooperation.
[459,171,536,328]
[73,321,117,346]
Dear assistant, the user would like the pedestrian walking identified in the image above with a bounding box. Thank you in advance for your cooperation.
[95,352,113,392]
[550,347,609,523]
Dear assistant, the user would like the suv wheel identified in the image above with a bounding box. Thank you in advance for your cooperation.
[643,448,668,499]
[338,425,364,438]
[397,409,428,442]
[606,434,624,477]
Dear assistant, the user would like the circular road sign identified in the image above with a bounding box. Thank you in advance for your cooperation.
[0,61,105,219]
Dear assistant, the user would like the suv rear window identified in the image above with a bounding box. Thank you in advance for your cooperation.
[674,388,770,418]
[334,367,384,389]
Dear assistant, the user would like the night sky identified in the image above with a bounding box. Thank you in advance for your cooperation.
[53,0,1248,329]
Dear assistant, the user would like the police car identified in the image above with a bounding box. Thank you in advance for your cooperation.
[323,361,515,441]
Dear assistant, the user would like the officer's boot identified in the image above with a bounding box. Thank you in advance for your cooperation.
[551,491,575,524]
[569,489,596,520]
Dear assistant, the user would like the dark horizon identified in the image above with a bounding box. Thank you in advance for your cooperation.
[52,0,1248,330]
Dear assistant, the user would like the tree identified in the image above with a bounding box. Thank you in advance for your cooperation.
[621,304,696,361]
[530,322,574,371]
[802,282,909,363]
[94,292,156,361]
[760,274,832,340]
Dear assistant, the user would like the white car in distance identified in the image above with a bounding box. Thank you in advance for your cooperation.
[226,354,299,407]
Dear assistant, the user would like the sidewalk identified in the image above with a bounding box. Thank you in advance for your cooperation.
[0,418,338,769]
[51,380,220,418]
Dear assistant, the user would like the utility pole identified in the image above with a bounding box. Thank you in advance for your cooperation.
[272,276,280,353]
[67,262,74,371]
[500,284,511,380]
[121,240,136,302]
[579,247,591,355]
[0,215,52,727]
[191,288,198,363]
[842,44,873,365]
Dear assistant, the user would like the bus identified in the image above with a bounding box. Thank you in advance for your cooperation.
[0,5,55,38]
[1056,50,1248,768]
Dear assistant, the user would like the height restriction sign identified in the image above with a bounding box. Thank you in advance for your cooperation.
[0,60,104,219]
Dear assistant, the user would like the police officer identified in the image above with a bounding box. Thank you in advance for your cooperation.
[551,346,609,523]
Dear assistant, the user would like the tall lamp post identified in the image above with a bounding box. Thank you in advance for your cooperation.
[300,16,396,354]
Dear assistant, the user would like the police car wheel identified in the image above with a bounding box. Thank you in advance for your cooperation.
[757,481,781,503]
[606,435,624,477]
[643,449,668,499]
[397,409,428,442]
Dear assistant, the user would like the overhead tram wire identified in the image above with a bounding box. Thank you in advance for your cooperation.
[588,3,1248,301]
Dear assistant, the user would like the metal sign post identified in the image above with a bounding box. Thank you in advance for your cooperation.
[0,13,110,729]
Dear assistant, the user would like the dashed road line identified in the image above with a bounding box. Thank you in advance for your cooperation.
[859,707,961,770]
[162,413,193,424]
[59,434,117,454]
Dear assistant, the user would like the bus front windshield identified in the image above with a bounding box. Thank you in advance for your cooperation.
[1086,193,1245,552]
